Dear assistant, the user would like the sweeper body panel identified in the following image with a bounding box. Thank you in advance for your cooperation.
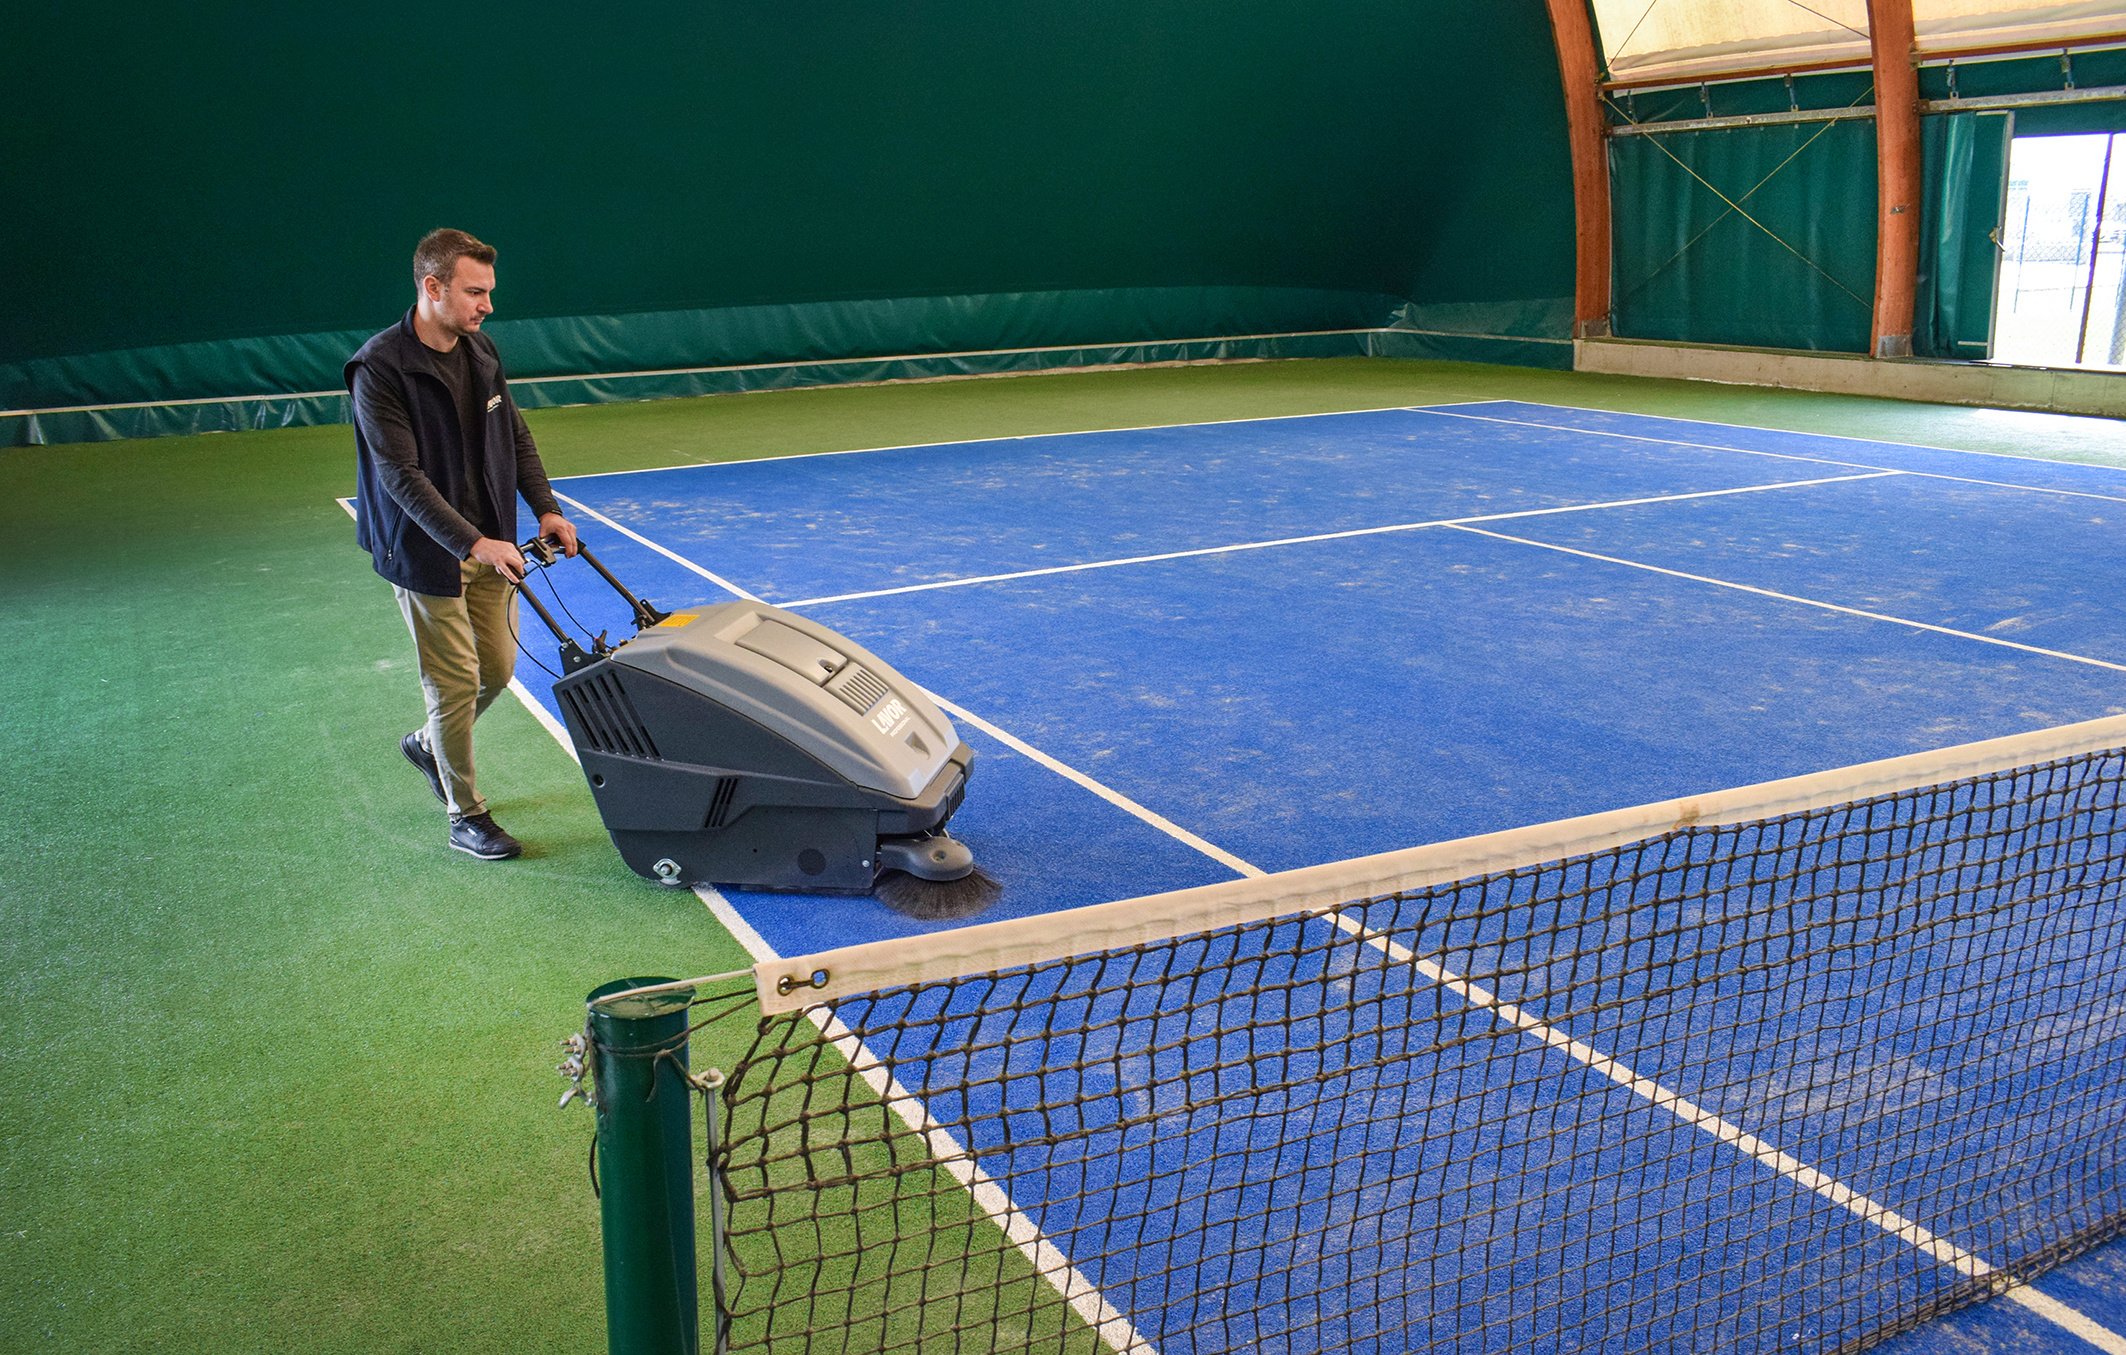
[519,544,983,897]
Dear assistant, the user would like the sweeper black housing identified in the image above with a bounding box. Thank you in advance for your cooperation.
[524,545,976,893]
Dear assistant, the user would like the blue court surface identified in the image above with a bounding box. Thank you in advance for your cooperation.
[513,402,2126,1353]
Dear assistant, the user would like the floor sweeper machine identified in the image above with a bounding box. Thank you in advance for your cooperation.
[514,537,995,913]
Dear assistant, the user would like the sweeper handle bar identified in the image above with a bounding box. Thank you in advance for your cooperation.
[515,536,672,672]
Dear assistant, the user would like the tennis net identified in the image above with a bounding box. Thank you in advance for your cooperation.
[713,716,2126,1354]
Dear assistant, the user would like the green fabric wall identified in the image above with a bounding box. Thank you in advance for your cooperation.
[3,1,1576,426]
[1610,120,1881,353]
[1605,51,2122,356]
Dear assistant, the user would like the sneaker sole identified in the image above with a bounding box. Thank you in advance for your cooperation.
[402,736,447,805]
[450,839,523,861]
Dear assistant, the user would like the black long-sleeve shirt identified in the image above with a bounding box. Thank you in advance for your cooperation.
[351,358,557,560]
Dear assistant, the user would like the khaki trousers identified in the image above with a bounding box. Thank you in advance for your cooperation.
[395,559,518,818]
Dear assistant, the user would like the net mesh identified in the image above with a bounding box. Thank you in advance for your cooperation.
[713,746,2126,1354]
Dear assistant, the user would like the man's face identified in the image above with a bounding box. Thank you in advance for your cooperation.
[425,259,496,336]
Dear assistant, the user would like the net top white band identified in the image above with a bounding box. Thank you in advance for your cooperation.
[756,712,2126,1014]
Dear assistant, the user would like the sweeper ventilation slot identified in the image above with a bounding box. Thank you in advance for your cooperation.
[831,666,892,715]
[705,778,739,829]
[562,672,661,759]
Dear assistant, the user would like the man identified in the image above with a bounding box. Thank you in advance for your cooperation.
[347,228,578,860]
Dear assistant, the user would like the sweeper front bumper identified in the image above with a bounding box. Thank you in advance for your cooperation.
[547,597,976,892]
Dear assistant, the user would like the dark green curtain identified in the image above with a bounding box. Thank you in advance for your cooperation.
[1610,120,1879,352]
[3,0,1574,421]
[1914,112,2011,360]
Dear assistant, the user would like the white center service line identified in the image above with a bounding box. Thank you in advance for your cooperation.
[784,470,1901,609]
[1448,523,2126,675]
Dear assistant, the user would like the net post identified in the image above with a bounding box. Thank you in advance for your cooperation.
[586,976,700,1355]
[692,1066,732,1355]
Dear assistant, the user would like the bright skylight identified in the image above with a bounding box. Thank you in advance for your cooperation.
[1589,0,2126,84]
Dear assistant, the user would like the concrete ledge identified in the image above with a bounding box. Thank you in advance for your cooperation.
[1577,338,2124,419]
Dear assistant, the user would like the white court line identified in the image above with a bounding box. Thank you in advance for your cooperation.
[930,696,1263,882]
[553,402,1462,484]
[700,849,1158,1345]
[343,493,2118,1350]
[1417,406,2126,506]
[348,429,2126,1344]
[1448,523,2126,675]
[1477,399,2126,474]
[800,1003,1156,1353]
[552,491,764,602]
[784,471,1899,609]
[2013,1290,2126,1355]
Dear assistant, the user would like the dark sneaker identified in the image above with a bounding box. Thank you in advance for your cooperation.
[401,731,445,805]
[449,812,523,860]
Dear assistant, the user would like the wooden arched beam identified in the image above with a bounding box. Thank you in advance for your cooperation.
[1868,0,1922,357]
[1543,0,1612,338]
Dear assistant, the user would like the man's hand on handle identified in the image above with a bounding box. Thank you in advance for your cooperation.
[538,512,580,557]
[470,536,528,583]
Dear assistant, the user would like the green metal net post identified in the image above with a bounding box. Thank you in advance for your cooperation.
[586,976,701,1355]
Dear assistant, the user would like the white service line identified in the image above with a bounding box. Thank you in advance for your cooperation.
[1416,406,2126,506]
[1449,523,2126,675]
[786,470,1901,608]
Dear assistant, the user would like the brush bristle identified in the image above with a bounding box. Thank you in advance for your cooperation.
[874,865,1004,920]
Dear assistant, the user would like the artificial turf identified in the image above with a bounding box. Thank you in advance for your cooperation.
[4,357,2121,1353]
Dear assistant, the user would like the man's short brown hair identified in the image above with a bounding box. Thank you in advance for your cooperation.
[413,228,496,287]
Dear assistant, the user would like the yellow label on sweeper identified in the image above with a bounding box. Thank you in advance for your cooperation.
[655,612,700,628]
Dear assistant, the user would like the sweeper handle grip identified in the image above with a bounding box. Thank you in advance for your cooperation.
[519,536,670,635]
